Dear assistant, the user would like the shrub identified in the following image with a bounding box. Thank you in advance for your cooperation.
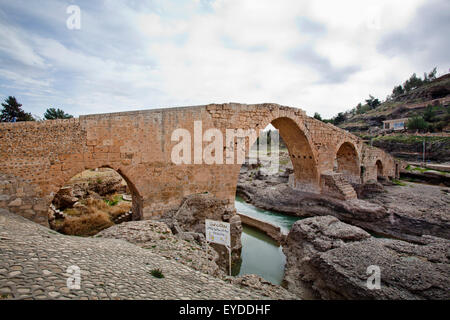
[150,269,164,279]
[60,210,113,236]
[407,116,428,131]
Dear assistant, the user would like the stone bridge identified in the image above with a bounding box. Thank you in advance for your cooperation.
[0,103,396,226]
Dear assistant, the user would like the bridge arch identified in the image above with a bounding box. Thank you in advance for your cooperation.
[335,141,361,184]
[233,114,320,194]
[270,117,319,192]
[375,159,384,181]
[48,164,143,231]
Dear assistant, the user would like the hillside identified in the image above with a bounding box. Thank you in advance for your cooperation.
[338,72,450,133]
[327,71,450,163]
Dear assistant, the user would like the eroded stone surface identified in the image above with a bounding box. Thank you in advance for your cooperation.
[0,208,268,300]
[283,216,450,300]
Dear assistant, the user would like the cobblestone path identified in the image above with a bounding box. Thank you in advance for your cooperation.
[0,209,265,300]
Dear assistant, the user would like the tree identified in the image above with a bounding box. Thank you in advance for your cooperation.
[0,96,34,122]
[313,112,322,121]
[367,95,379,109]
[365,95,381,109]
[392,85,404,97]
[403,73,423,92]
[423,105,436,122]
[407,116,428,131]
[423,67,437,83]
[333,112,346,125]
[44,108,73,120]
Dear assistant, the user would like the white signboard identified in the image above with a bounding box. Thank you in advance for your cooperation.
[205,219,230,247]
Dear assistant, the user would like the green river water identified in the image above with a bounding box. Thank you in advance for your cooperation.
[232,196,303,285]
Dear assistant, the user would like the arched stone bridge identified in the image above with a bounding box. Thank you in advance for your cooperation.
[0,103,396,226]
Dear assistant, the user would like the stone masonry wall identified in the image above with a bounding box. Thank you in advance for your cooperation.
[0,103,395,226]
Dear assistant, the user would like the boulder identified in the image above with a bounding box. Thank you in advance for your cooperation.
[162,193,243,271]
[53,186,78,210]
[283,216,450,300]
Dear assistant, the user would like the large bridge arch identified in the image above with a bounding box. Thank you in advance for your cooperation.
[270,117,319,192]
[334,141,361,184]
[48,163,144,222]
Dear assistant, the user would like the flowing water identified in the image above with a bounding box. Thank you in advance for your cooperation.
[232,196,304,284]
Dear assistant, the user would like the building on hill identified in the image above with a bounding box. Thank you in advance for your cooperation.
[382,118,409,131]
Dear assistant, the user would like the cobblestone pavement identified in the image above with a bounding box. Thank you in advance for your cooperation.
[0,209,265,300]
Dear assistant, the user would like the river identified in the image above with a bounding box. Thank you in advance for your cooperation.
[232,196,303,285]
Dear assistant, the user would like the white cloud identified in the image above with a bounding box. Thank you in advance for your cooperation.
[0,0,447,119]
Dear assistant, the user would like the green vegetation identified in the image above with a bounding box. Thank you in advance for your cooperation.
[392,179,407,186]
[0,96,34,122]
[412,167,428,173]
[313,112,322,121]
[104,195,122,206]
[44,107,73,120]
[321,68,449,130]
[372,134,449,144]
[150,268,165,278]
[406,116,428,131]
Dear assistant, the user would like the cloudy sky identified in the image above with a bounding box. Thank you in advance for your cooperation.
[0,0,448,119]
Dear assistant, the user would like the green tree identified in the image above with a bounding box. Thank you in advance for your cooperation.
[403,73,423,92]
[44,108,73,120]
[407,116,428,131]
[333,112,346,125]
[423,105,436,122]
[365,95,381,109]
[313,112,322,121]
[392,85,404,97]
[423,67,437,83]
[0,96,34,122]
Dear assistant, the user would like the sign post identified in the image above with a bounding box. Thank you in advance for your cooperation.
[205,219,232,276]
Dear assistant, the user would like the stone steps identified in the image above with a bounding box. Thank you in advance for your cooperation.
[320,172,357,200]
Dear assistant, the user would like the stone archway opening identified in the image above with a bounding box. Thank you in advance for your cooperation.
[233,117,318,282]
[271,117,319,192]
[235,117,319,199]
[48,167,142,236]
[376,160,384,182]
[335,142,360,184]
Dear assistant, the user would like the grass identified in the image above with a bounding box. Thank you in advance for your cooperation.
[392,179,407,186]
[58,196,131,236]
[373,134,450,144]
[150,269,164,279]
[104,194,122,206]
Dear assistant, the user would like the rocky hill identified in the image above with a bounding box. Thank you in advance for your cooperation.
[338,73,450,133]
[331,72,450,162]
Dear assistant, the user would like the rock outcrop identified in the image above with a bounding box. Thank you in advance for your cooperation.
[237,170,450,242]
[96,220,223,277]
[283,216,450,300]
[160,193,243,271]
[96,218,297,299]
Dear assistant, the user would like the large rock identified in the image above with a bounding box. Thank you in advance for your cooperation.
[53,186,78,210]
[237,174,449,242]
[161,193,243,271]
[96,220,223,277]
[283,216,450,300]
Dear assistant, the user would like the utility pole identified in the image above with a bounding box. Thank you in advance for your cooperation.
[422,138,425,165]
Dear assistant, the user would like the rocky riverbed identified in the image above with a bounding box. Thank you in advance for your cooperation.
[283,215,450,300]
[236,154,450,299]
[238,162,450,243]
